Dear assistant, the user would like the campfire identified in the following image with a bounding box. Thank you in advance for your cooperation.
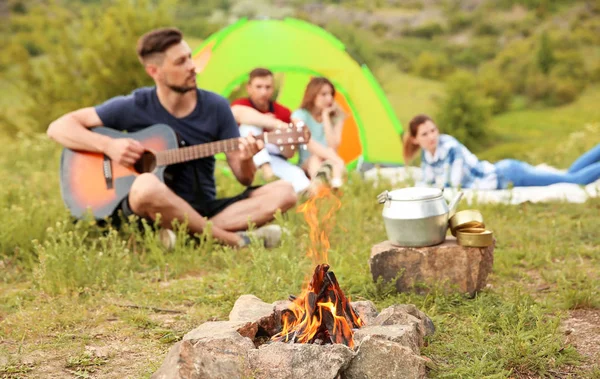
[153,185,434,379]
[271,186,364,348]
[271,263,364,347]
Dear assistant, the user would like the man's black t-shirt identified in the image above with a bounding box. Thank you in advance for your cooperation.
[95,87,239,205]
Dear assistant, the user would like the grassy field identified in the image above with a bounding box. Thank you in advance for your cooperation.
[482,86,600,166]
[0,135,598,378]
[0,64,599,378]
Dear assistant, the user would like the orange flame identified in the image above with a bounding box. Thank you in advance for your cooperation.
[271,186,363,348]
[296,186,341,265]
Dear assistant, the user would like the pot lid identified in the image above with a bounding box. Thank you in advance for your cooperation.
[387,187,442,201]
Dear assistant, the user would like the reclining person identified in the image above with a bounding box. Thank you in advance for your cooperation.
[231,68,310,193]
[404,114,600,189]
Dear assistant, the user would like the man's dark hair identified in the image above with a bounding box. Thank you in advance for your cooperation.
[248,68,273,83]
[136,27,183,62]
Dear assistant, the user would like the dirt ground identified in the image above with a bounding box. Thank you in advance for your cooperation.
[563,309,600,374]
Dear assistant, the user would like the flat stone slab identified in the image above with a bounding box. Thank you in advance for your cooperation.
[369,237,494,296]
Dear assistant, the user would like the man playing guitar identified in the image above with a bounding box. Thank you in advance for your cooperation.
[47,27,297,248]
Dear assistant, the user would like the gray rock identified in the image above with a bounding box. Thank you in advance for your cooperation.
[183,320,258,341]
[350,301,379,326]
[153,295,434,379]
[151,332,255,379]
[373,304,435,341]
[353,324,421,354]
[249,342,355,379]
[229,294,281,336]
[369,237,494,297]
[272,299,292,313]
[343,336,427,379]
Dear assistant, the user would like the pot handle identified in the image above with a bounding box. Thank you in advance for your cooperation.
[447,191,464,219]
[377,190,390,204]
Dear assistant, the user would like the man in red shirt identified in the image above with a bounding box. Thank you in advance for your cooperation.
[231,68,310,193]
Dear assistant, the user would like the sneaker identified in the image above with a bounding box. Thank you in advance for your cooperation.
[315,162,333,184]
[238,224,283,248]
[330,177,343,189]
[159,228,176,250]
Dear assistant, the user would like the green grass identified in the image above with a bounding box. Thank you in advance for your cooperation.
[0,129,598,377]
[481,85,600,166]
[0,44,599,378]
[375,63,444,126]
[377,65,600,169]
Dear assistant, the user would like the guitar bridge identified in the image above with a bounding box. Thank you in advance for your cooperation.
[103,155,113,189]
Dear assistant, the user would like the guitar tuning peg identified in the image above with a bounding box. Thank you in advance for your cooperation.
[301,144,307,151]
[279,146,284,151]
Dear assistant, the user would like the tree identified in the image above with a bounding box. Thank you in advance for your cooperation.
[5,0,177,133]
[436,70,492,150]
[537,31,555,74]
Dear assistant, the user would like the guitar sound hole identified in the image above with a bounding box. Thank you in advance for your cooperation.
[133,151,157,174]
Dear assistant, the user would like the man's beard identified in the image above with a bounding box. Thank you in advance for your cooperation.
[167,83,196,94]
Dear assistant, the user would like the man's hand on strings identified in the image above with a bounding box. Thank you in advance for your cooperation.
[237,134,264,161]
[104,138,145,167]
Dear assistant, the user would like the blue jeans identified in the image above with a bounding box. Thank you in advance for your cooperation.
[495,144,600,188]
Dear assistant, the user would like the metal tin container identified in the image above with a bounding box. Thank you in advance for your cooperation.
[377,187,463,247]
[450,210,484,232]
[456,230,494,247]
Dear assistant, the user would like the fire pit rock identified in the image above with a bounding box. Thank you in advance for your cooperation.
[152,295,433,379]
[249,342,355,379]
[369,236,494,297]
[229,294,283,337]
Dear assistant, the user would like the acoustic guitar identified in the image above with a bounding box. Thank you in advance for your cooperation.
[60,123,311,220]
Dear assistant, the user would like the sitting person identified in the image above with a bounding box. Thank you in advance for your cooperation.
[291,77,346,189]
[47,27,297,248]
[404,114,600,189]
[231,68,310,193]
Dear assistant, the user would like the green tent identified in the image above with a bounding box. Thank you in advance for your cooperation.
[193,17,404,167]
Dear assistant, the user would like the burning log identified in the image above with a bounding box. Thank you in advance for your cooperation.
[271,264,364,348]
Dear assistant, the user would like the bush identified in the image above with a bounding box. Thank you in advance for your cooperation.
[450,36,500,68]
[549,79,578,106]
[591,61,600,83]
[524,71,553,103]
[447,11,474,32]
[477,67,513,114]
[403,22,445,39]
[3,0,177,134]
[412,51,451,79]
[325,21,378,68]
[374,37,445,73]
[473,20,500,36]
[484,38,535,94]
[549,50,586,89]
[370,21,389,37]
[435,70,492,150]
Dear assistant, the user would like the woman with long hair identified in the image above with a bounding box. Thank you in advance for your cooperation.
[404,114,600,189]
[292,77,346,189]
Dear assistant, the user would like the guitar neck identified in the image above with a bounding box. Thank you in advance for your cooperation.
[155,137,241,166]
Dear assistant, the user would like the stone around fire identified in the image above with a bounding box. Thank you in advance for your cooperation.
[152,295,433,379]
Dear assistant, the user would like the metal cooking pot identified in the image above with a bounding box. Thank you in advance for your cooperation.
[377,187,463,247]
